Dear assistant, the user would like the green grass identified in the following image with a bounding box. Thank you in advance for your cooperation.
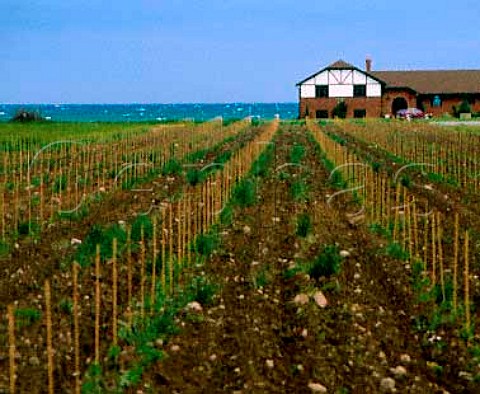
[194,232,220,256]
[383,242,409,261]
[308,245,343,280]
[296,213,312,237]
[289,144,305,164]
[232,178,257,207]
[15,307,42,328]
[189,276,218,305]
[290,179,309,202]
[75,222,127,267]
[0,122,152,149]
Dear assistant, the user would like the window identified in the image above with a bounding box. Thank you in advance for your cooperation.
[432,95,442,107]
[316,110,329,119]
[315,85,329,98]
[354,109,367,118]
[353,84,367,97]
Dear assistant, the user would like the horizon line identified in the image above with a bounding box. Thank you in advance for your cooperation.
[0,101,298,106]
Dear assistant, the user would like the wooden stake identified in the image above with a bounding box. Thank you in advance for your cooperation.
[412,198,419,258]
[423,216,429,271]
[177,202,182,271]
[431,213,437,286]
[112,238,118,346]
[187,192,192,268]
[0,187,5,241]
[437,214,445,303]
[465,230,471,335]
[151,216,157,313]
[95,244,101,364]
[169,203,174,295]
[393,183,401,242]
[140,226,145,318]
[127,227,133,326]
[45,280,54,394]
[73,262,81,394]
[407,196,413,259]
[453,213,459,311]
[161,207,166,293]
[8,304,15,394]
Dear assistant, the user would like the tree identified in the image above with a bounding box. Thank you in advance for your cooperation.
[332,101,347,119]
[10,109,46,123]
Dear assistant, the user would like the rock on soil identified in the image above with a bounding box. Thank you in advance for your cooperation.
[313,291,328,308]
[186,301,203,312]
[380,377,396,392]
[400,354,411,363]
[391,365,407,378]
[293,293,309,305]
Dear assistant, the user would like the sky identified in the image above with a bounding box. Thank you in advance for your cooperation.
[1,0,479,103]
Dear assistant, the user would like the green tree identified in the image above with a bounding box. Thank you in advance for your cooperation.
[332,101,347,119]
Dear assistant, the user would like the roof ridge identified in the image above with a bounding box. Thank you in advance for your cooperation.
[373,69,480,72]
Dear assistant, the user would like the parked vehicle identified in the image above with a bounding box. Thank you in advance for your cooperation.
[396,108,425,119]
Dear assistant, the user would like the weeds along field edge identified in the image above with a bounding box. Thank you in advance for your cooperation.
[0,120,279,393]
[307,119,480,389]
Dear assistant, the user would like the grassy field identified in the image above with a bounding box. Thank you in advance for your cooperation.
[1,119,480,393]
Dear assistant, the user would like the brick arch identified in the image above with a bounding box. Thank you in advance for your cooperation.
[391,97,408,115]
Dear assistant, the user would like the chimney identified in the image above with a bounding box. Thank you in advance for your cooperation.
[366,56,372,73]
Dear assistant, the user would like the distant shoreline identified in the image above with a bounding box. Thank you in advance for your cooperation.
[0,103,298,123]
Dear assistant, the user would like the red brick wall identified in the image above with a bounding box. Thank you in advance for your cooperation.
[382,89,417,116]
[299,92,480,119]
[420,96,480,117]
[299,97,382,118]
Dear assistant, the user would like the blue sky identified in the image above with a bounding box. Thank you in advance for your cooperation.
[1,0,479,103]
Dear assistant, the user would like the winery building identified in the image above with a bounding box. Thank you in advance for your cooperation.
[296,58,480,118]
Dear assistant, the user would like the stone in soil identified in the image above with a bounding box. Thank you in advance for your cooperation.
[308,382,327,392]
[313,291,328,308]
[380,377,396,392]
[293,294,309,305]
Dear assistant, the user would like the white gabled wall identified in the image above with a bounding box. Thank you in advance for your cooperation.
[314,71,328,85]
[299,67,382,98]
[366,84,381,97]
[300,85,315,98]
[353,70,367,84]
[329,85,353,98]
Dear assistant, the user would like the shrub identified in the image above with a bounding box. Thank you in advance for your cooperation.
[194,233,219,256]
[296,213,312,237]
[15,308,42,328]
[10,109,46,123]
[190,276,218,305]
[332,101,347,119]
[290,179,309,202]
[233,179,257,207]
[131,215,153,242]
[290,144,305,164]
[186,168,203,186]
[308,245,342,279]
[453,100,472,117]
[161,159,182,176]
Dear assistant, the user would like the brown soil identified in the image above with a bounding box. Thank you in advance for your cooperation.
[147,124,467,393]
[2,123,479,393]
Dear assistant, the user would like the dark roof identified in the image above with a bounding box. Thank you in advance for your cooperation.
[296,59,385,86]
[327,59,355,69]
[371,70,480,94]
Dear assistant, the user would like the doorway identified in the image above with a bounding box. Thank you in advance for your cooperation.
[391,97,408,116]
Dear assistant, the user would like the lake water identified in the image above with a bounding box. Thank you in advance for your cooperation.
[0,103,298,122]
